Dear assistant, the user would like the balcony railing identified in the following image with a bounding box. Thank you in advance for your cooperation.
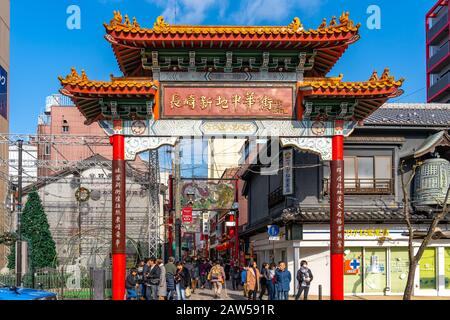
[427,12,449,43]
[428,73,450,101]
[268,187,285,208]
[323,178,394,195]
[428,42,450,71]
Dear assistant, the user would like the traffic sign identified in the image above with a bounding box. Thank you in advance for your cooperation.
[267,225,280,237]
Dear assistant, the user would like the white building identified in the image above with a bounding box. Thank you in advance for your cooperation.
[9,144,38,187]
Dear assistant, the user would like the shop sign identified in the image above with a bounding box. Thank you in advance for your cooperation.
[182,207,193,223]
[282,149,294,195]
[0,65,7,120]
[345,228,390,238]
[344,259,361,275]
[202,212,210,234]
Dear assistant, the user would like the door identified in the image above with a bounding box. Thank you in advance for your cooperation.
[390,248,409,293]
[419,248,437,290]
[364,248,387,293]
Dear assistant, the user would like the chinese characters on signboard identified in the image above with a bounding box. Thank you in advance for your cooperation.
[163,85,294,118]
[202,212,210,235]
[112,160,126,254]
[182,207,193,223]
[282,149,294,195]
[0,65,7,120]
[330,160,345,254]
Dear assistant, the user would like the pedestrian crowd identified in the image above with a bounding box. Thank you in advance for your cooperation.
[125,257,313,301]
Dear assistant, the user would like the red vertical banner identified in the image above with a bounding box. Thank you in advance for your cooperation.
[111,121,126,301]
[182,207,193,223]
[330,121,345,301]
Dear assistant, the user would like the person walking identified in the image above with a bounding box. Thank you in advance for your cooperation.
[165,257,177,277]
[241,266,248,297]
[157,258,167,300]
[295,260,314,300]
[275,261,291,300]
[165,256,177,300]
[245,261,260,300]
[199,259,209,289]
[174,262,191,300]
[259,263,269,300]
[125,268,139,300]
[191,259,200,294]
[230,265,241,291]
[267,263,277,300]
[208,260,226,299]
[136,260,145,300]
[145,258,161,300]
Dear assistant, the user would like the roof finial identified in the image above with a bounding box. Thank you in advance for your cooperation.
[154,16,169,30]
[132,17,140,28]
[81,70,88,81]
[370,70,379,81]
[329,16,337,27]
[381,68,393,81]
[69,67,79,80]
[318,18,327,29]
[288,17,303,31]
[124,15,131,27]
[339,11,350,25]
[110,10,123,26]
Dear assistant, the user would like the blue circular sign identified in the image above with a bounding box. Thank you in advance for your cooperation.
[267,225,280,237]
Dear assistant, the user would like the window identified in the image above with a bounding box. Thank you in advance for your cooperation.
[343,156,393,194]
[62,120,69,133]
[420,248,436,290]
[44,143,51,156]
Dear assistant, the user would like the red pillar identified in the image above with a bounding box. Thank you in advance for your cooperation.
[330,121,345,300]
[111,120,126,301]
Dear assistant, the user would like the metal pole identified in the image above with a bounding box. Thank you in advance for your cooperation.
[319,284,322,300]
[15,140,23,287]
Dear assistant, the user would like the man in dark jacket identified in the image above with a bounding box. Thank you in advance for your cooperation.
[126,268,138,300]
[295,260,313,300]
[145,258,161,300]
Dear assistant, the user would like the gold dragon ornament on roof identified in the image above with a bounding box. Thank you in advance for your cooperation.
[288,17,303,32]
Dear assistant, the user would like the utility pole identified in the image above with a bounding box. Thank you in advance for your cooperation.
[15,140,23,287]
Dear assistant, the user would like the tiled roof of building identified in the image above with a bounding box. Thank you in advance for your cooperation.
[279,207,450,223]
[364,103,450,127]
[105,13,359,38]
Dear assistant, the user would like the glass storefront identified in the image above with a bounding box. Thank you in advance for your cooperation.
[420,248,436,290]
[445,248,450,289]
[364,248,387,293]
[344,248,363,294]
[390,248,409,293]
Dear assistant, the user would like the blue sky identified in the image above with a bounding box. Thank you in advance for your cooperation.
[10,0,432,134]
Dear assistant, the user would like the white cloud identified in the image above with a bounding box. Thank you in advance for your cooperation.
[230,0,324,25]
[145,0,324,25]
[146,0,219,24]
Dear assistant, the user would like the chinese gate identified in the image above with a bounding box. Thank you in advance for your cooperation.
[59,12,403,300]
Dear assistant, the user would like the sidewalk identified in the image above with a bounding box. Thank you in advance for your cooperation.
[190,284,450,301]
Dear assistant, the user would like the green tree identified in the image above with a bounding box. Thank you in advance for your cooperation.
[8,190,58,270]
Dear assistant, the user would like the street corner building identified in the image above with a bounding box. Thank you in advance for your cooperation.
[57,11,406,299]
[240,103,450,298]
